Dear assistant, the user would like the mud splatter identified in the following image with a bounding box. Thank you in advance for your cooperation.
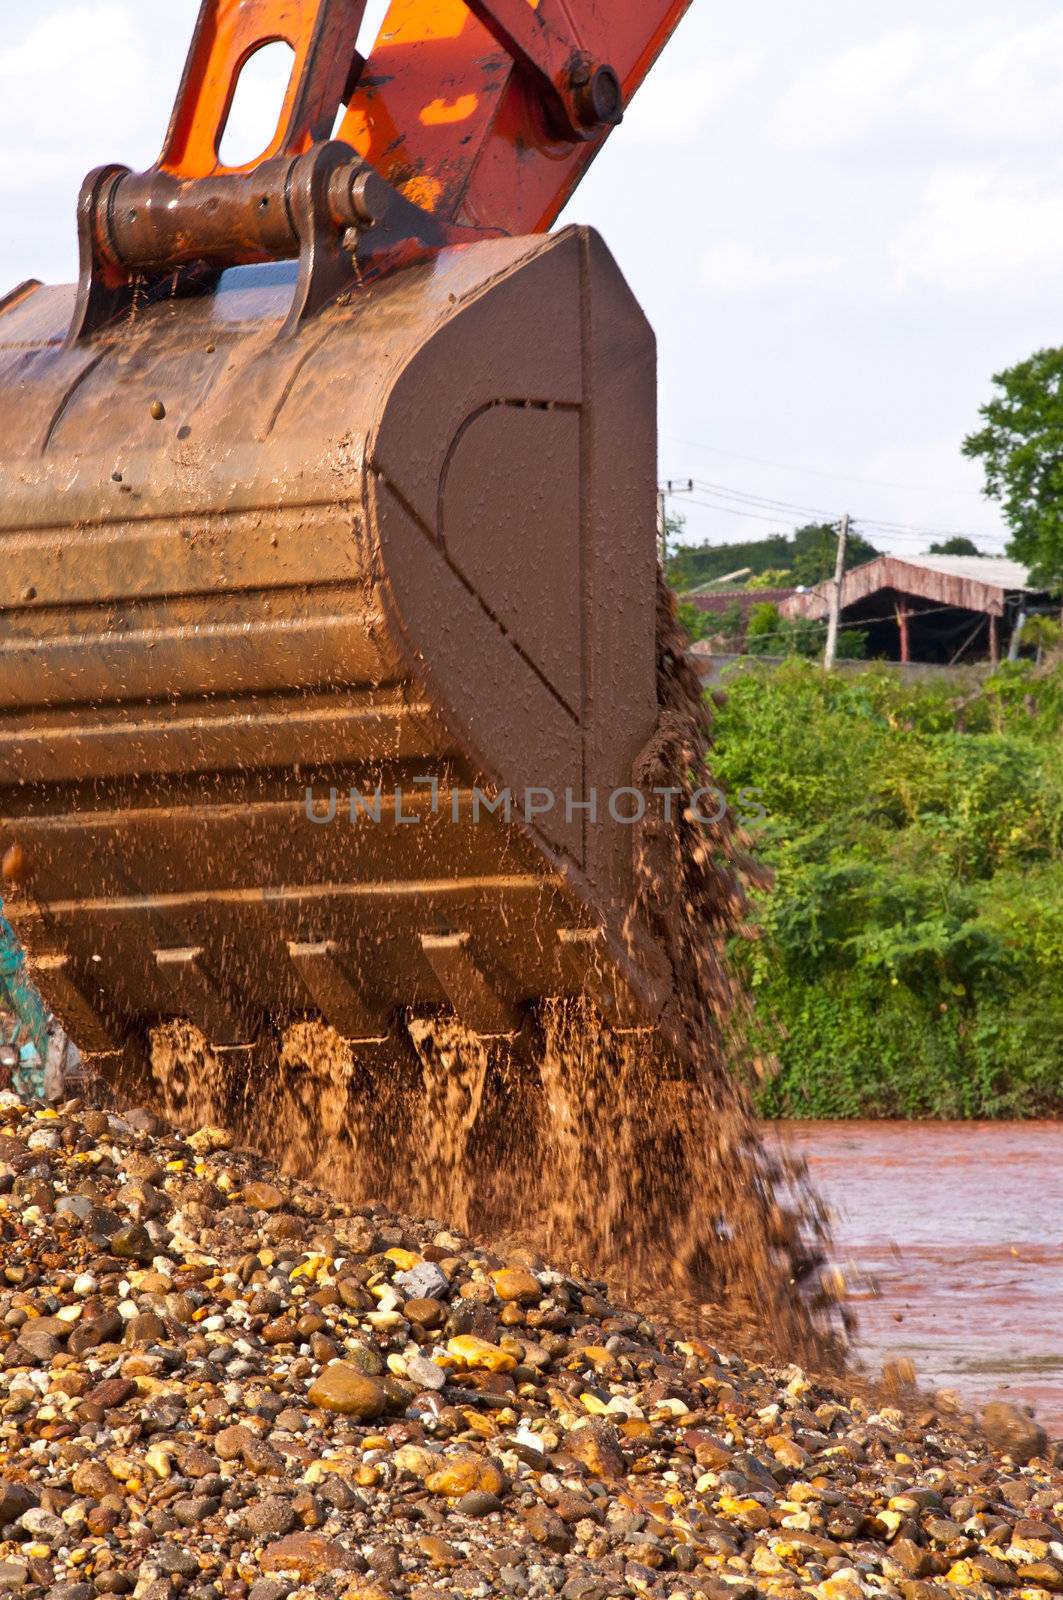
[149,577,840,1364]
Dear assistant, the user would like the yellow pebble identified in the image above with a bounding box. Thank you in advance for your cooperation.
[384,1248,421,1271]
[424,1457,504,1498]
[446,1334,516,1373]
[491,1267,541,1304]
[580,1393,611,1416]
[291,1255,329,1281]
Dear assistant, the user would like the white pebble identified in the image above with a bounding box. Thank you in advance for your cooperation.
[73,1274,97,1296]
[118,1299,138,1320]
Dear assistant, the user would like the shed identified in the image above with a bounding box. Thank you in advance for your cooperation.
[779,554,1045,663]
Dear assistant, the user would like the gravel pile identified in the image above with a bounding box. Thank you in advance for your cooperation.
[1,1093,1062,1600]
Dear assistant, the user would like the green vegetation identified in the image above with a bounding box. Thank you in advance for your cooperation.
[666,521,879,593]
[964,346,1063,588]
[928,536,980,556]
[711,657,1063,1118]
[675,596,867,659]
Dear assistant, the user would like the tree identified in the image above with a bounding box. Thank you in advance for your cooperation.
[676,600,709,643]
[790,522,879,588]
[745,602,783,655]
[963,348,1063,590]
[667,523,878,593]
[928,536,979,556]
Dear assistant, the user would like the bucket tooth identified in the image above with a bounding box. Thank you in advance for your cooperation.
[556,926,603,990]
[287,940,389,1042]
[30,952,124,1054]
[556,926,648,1028]
[153,946,253,1048]
[420,931,521,1036]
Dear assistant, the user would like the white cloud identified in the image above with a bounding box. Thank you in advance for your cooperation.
[0,5,151,195]
[965,13,1063,143]
[774,13,1063,156]
[699,240,838,297]
[892,164,1063,297]
[622,51,763,145]
[773,30,926,153]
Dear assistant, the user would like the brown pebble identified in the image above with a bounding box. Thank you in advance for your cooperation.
[260,1533,352,1578]
[307,1362,388,1419]
[405,1297,446,1328]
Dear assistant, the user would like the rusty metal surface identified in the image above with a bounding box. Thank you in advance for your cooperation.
[0,228,664,1064]
[69,142,446,344]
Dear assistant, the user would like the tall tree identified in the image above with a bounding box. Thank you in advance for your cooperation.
[963,348,1063,589]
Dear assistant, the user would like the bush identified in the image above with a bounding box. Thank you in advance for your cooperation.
[712,658,1063,1117]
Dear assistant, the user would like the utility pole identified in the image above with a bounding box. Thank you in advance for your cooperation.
[823,512,850,670]
[657,478,693,570]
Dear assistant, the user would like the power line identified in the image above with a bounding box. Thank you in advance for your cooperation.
[669,483,1006,550]
[662,433,988,498]
[682,601,983,654]
[686,479,1004,543]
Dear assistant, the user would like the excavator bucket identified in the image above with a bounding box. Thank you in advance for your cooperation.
[0,0,695,1085]
[0,231,668,1076]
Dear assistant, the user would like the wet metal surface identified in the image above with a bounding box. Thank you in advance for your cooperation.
[778,1121,1063,1433]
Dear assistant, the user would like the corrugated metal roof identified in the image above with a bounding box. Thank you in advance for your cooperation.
[900,555,1032,588]
[780,553,1038,622]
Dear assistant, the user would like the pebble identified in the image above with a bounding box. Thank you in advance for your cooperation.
[394,1263,448,1300]
[982,1401,1049,1463]
[307,1362,388,1418]
[0,1095,1060,1600]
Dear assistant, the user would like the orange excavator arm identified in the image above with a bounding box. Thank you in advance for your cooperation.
[66,0,692,340]
[341,0,692,234]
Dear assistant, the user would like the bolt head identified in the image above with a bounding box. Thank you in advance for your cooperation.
[576,65,623,129]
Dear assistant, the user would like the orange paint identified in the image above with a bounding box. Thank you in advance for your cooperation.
[340,105,373,158]
[159,0,324,178]
[419,93,478,125]
[163,0,697,239]
[400,174,444,210]
[377,0,469,45]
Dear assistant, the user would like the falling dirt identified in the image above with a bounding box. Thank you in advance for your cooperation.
[149,577,840,1367]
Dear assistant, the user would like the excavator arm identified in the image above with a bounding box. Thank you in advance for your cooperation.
[345,0,691,232]
[68,0,691,339]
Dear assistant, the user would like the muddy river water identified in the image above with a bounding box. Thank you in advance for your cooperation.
[778,1121,1063,1434]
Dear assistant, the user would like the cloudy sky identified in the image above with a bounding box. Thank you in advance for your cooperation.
[3,0,1062,554]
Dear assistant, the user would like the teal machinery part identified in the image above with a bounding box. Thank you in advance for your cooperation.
[0,907,49,1097]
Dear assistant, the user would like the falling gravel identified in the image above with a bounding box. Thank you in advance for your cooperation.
[144,581,839,1368]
